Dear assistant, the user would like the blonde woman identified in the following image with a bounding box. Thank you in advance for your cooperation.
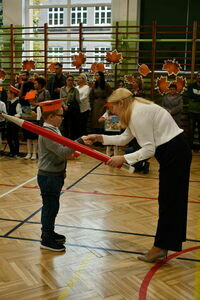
[77,73,90,135]
[85,88,191,263]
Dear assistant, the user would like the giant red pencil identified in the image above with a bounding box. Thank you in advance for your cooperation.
[1,114,134,172]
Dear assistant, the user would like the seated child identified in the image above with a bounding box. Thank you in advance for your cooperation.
[98,110,121,156]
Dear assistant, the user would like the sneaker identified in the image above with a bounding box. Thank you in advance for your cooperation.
[40,240,66,252]
[31,154,37,160]
[53,232,66,243]
[25,153,31,159]
[41,232,66,243]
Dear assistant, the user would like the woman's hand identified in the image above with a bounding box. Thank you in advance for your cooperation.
[83,134,103,145]
[106,155,126,168]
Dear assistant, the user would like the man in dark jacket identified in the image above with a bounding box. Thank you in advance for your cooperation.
[47,62,66,100]
[187,71,200,149]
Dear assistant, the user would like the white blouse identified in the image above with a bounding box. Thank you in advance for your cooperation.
[76,85,91,113]
[102,99,183,165]
[0,101,7,122]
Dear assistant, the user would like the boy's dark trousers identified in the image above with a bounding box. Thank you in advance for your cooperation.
[37,174,64,240]
[7,123,20,155]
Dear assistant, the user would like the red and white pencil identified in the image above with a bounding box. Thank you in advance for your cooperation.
[1,113,134,173]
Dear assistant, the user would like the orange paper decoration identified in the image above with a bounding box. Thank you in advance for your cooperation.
[72,52,86,69]
[124,75,138,84]
[90,62,105,73]
[25,90,37,100]
[106,49,123,64]
[22,60,36,71]
[162,59,181,76]
[0,70,6,80]
[155,76,171,95]
[173,76,187,94]
[138,64,151,77]
[48,63,56,72]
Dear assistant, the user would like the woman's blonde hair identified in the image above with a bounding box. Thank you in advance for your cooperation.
[107,88,151,127]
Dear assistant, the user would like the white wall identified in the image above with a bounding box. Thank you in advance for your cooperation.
[3,0,26,25]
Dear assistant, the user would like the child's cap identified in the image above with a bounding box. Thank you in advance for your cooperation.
[9,85,20,95]
[39,99,63,112]
[25,90,37,100]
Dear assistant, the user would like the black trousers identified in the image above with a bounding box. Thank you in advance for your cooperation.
[154,133,192,251]
[7,123,20,155]
[37,174,64,239]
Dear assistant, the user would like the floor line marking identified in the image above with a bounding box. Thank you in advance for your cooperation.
[0,183,199,203]
[57,252,93,300]
[0,176,37,199]
[0,234,199,263]
[139,246,200,300]
[0,217,200,243]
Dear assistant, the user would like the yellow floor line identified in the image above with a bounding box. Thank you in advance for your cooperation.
[57,252,93,300]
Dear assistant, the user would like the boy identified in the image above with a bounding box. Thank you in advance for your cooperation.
[7,86,22,157]
[38,99,86,252]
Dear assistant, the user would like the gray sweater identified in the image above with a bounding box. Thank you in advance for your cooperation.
[38,123,83,175]
[162,94,183,127]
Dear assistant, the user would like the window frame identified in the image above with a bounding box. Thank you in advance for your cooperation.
[71,6,88,25]
[94,6,111,25]
[48,46,64,63]
[48,7,64,26]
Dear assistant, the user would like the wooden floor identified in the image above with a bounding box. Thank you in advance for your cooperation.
[0,145,200,300]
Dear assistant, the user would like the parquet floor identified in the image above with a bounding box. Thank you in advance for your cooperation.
[0,145,200,300]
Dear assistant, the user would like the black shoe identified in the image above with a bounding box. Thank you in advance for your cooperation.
[142,162,150,174]
[53,232,66,243]
[41,232,66,243]
[40,240,66,252]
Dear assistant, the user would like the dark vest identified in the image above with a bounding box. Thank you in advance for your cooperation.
[7,99,19,116]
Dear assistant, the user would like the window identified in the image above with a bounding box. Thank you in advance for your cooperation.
[95,6,111,25]
[71,7,87,25]
[48,47,64,63]
[95,47,110,67]
[48,8,64,26]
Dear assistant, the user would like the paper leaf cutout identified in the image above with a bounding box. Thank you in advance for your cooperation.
[22,60,36,71]
[138,64,151,77]
[155,76,171,95]
[124,75,136,84]
[25,90,37,100]
[106,49,123,64]
[48,63,56,72]
[90,62,105,73]
[174,76,187,94]
[162,59,181,76]
[72,52,86,69]
[0,70,6,80]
